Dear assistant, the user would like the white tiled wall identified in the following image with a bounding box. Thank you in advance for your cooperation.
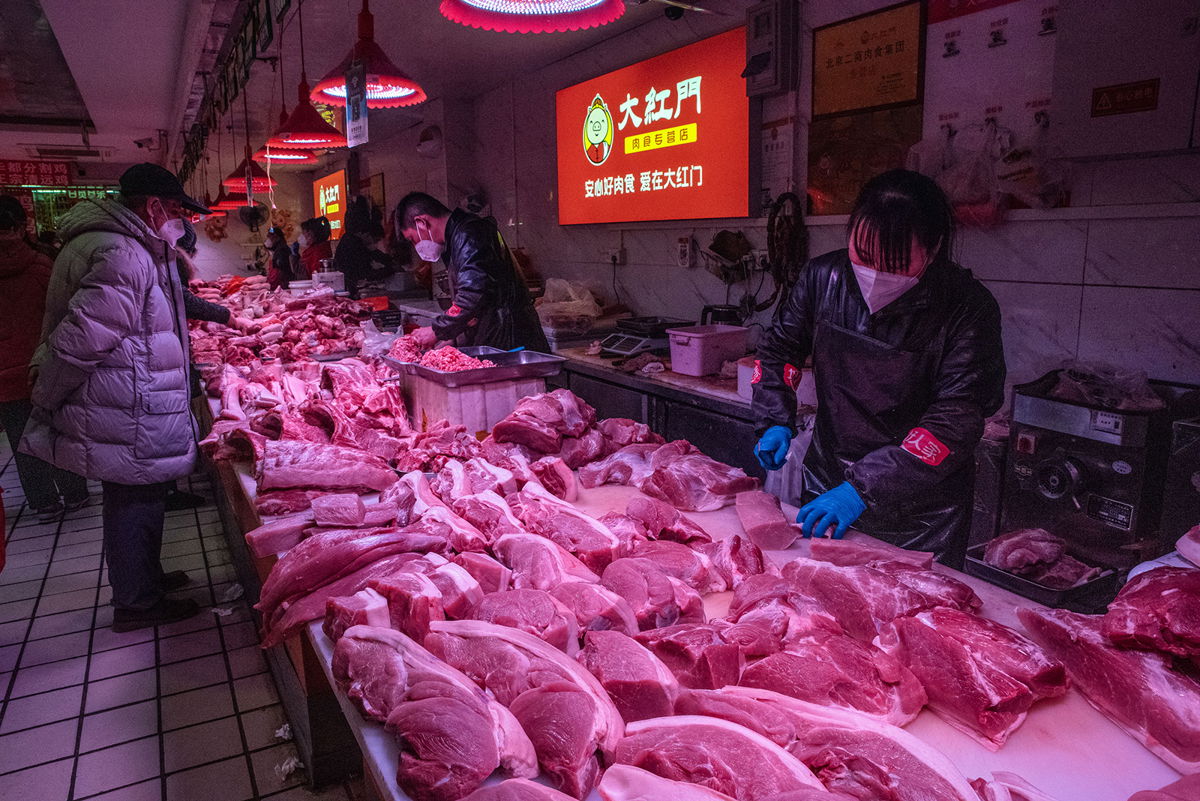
[317,0,1200,392]
[459,2,1200,390]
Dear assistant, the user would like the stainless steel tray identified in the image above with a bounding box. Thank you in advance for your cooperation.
[380,347,564,387]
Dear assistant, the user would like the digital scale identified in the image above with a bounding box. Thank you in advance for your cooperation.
[599,316,692,357]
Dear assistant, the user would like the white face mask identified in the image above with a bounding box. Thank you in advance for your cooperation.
[159,218,186,245]
[413,220,444,262]
[851,261,921,314]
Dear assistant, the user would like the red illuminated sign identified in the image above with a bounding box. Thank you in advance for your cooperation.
[0,160,69,187]
[313,169,346,240]
[556,28,748,225]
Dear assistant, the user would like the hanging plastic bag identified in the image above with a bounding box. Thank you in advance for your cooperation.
[536,278,602,336]
[936,120,1008,228]
[1049,361,1165,411]
[358,319,397,359]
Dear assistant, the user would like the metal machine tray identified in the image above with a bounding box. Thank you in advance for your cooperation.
[963,543,1121,612]
[382,347,565,387]
[617,316,694,337]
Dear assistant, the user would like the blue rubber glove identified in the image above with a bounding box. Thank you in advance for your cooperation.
[796,482,867,539]
[754,425,793,471]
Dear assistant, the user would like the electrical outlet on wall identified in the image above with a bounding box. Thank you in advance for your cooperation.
[676,236,693,269]
[606,247,627,266]
[750,249,769,270]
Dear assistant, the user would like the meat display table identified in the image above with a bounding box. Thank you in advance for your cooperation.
[298,483,1180,801]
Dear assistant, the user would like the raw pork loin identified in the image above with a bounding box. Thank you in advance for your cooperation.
[612,715,825,800]
[492,533,600,590]
[323,587,389,641]
[508,482,622,571]
[310,493,365,527]
[468,589,579,654]
[809,536,934,569]
[578,630,681,722]
[683,686,982,801]
[624,496,712,545]
[634,624,743,691]
[598,764,741,801]
[492,389,596,454]
[332,625,537,801]
[1101,567,1200,660]
[640,441,759,512]
[425,620,624,797]
[875,608,1068,747]
[462,779,578,801]
[740,630,926,727]
[735,491,800,550]
[548,581,640,636]
[601,558,706,631]
[257,440,397,493]
[1019,606,1200,774]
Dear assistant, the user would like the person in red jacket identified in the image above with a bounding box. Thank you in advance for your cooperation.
[297,216,333,280]
[0,195,88,521]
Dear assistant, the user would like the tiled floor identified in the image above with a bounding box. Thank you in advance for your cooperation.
[0,438,362,801]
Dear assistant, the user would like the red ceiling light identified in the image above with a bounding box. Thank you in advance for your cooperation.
[439,0,625,33]
[254,144,319,164]
[271,77,348,147]
[256,26,323,165]
[222,156,278,192]
[310,0,426,108]
[270,0,349,148]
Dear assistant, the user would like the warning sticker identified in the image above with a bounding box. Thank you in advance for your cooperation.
[447,304,463,317]
[901,427,951,466]
[1091,79,1159,118]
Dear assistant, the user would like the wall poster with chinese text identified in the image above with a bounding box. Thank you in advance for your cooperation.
[812,1,924,118]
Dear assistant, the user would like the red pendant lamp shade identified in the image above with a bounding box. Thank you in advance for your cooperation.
[222,155,278,192]
[271,78,348,147]
[211,187,247,211]
[439,0,624,33]
[254,146,319,164]
[310,1,426,108]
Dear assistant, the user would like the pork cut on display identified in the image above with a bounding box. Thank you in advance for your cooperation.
[332,625,537,801]
[600,558,706,631]
[1018,606,1200,774]
[682,687,983,801]
[257,439,398,493]
[425,620,624,798]
[323,587,389,642]
[612,715,826,800]
[634,623,744,690]
[492,389,597,453]
[492,533,600,590]
[597,764,740,801]
[461,779,579,801]
[508,482,622,571]
[739,630,927,727]
[626,539,724,593]
[735,490,800,550]
[808,536,935,569]
[1101,566,1200,660]
[468,589,580,654]
[875,607,1068,748]
[577,630,682,722]
[548,581,640,636]
[623,496,712,545]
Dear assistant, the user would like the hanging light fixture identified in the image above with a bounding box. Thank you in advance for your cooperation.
[272,0,349,148]
[209,125,244,212]
[310,0,426,109]
[439,0,624,34]
[256,25,320,166]
[223,89,279,193]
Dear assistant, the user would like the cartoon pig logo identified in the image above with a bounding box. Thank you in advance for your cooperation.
[583,94,614,166]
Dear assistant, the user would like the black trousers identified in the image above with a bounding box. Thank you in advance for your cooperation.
[0,398,88,510]
[102,480,171,610]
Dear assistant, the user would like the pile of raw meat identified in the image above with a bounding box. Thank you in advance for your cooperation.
[189,276,368,367]
[1021,564,1200,775]
[236,388,1081,801]
[386,335,496,372]
[983,529,1101,588]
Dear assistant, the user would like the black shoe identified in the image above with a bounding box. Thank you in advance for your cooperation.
[161,570,191,591]
[164,490,206,512]
[33,502,64,523]
[112,598,201,632]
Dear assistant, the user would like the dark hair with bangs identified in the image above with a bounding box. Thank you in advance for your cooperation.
[846,169,955,274]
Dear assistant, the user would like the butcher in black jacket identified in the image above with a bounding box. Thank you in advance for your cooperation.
[752,169,1005,567]
[395,192,549,352]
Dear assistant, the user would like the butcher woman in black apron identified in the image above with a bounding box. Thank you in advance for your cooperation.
[751,169,1005,567]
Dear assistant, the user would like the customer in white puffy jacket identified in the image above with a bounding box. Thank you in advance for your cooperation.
[22,163,211,631]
